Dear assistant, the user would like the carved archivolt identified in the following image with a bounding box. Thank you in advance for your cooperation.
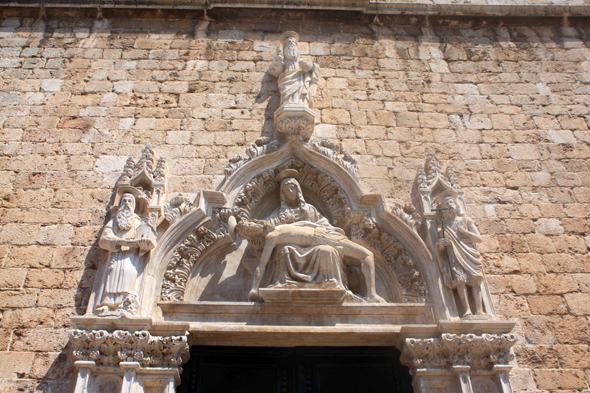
[234,169,278,220]
[401,333,517,371]
[159,155,430,304]
[287,158,352,228]
[233,158,353,228]
[161,223,229,301]
[70,329,189,367]
[309,139,358,178]
[351,217,426,302]
[224,137,281,177]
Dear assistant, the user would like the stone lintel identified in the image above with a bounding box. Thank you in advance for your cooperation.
[189,324,403,347]
[158,301,433,327]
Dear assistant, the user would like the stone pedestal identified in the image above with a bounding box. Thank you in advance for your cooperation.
[274,104,316,142]
[258,287,347,304]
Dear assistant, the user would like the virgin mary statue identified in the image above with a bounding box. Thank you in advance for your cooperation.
[267,171,347,289]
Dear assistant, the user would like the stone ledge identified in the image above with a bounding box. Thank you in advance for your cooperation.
[158,301,434,326]
[2,0,590,17]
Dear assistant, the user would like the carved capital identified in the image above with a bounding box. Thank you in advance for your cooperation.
[70,329,189,368]
[401,333,517,371]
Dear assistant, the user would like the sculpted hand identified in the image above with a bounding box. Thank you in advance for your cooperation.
[437,238,451,250]
[248,289,259,302]
[300,59,312,72]
[119,239,138,248]
[457,226,468,236]
[138,238,155,251]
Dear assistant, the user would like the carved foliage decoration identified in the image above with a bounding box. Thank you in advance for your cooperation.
[234,169,278,221]
[309,139,358,178]
[70,329,189,367]
[276,116,313,141]
[351,217,426,303]
[401,333,517,371]
[120,145,167,185]
[161,224,228,301]
[287,158,352,228]
[225,137,281,177]
[391,203,421,233]
[163,194,195,227]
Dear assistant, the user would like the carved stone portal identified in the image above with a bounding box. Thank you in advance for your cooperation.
[73,31,516,393]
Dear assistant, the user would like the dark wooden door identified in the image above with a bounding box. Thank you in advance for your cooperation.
[179,346,414,393]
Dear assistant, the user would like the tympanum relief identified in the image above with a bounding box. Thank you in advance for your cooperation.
[230,169,385,304]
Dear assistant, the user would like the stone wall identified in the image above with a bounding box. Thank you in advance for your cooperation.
[0,8,589,393]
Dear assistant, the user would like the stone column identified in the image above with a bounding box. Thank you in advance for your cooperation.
[452,365,473,393]
[121,361,141,393]
[494,365,514,393]
[70,329,189,393]
[73,360,96,393]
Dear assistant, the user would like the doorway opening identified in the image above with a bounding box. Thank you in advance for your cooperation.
[179,346,414,393]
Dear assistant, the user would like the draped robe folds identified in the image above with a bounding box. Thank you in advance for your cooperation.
[266,205,347,289]
[440,219,483,289]
[98,216,143,309]
[276,60,320,107]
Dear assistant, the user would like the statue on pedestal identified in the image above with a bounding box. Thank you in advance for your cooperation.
[269,31,320,141]
[435,192,484,317]
[98,192,156,315]
[234,169,385,303]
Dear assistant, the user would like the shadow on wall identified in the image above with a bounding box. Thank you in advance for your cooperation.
[255,69,281,138]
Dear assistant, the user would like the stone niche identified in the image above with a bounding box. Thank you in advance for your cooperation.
[70,32,517,393]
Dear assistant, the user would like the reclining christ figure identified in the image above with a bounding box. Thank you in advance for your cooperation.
[233,169,385,303]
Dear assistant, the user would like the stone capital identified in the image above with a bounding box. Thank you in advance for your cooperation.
[400,333,517,372]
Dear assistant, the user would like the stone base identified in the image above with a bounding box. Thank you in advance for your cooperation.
[259,287,347,304]
[274,105,316,141]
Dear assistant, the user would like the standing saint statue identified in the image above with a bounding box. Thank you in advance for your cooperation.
[98,193,156,315]
[235,169,385,303]
[269,31,320,109]
[435,192,485,317]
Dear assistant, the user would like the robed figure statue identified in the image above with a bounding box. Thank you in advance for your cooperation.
[269,31,320,109]
[98,193,155,315]
[435,192,485,317]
